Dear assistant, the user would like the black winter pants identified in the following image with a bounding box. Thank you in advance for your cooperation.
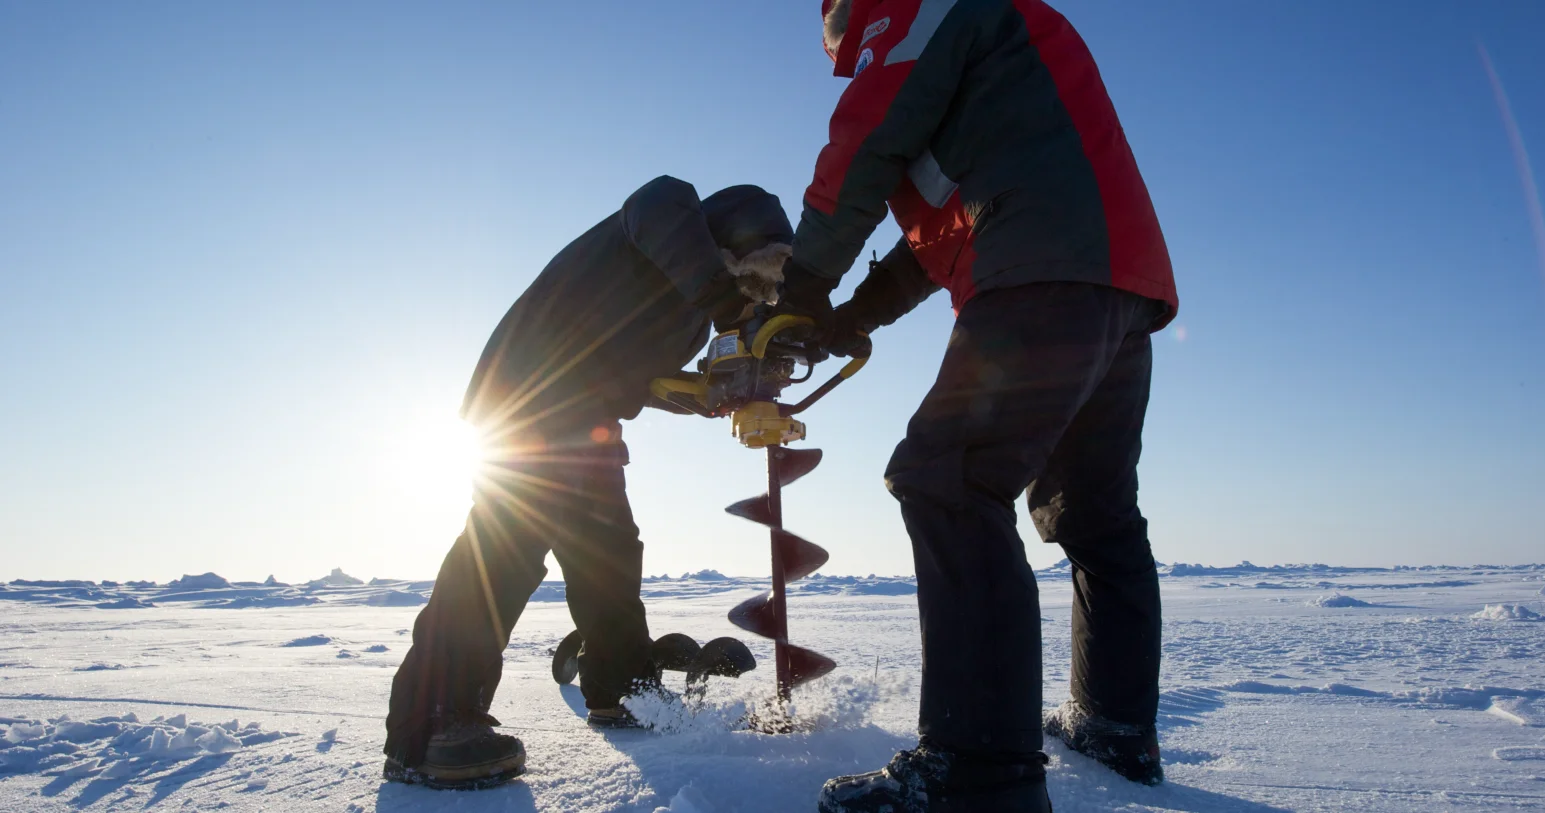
[884,282,1163,757]
[383,425,652,765]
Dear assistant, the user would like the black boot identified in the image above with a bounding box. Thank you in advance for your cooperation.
[584,662,678,730]
[818,742,1052,813]
[1044,700,1162,785]
[382,713,526,790]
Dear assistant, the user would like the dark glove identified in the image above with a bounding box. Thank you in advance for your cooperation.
[824,305,873,359]
[773,257,840,334]
[823,241,940,357]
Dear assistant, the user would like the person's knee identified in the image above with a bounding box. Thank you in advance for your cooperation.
[885,439,967,509]
[1032,486,1142,544]
[888,437,1041,511]
[1056,516,1154,575]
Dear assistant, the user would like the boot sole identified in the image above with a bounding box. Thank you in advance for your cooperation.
[383,754,527,791]
[586,712,647,730]
[817,783,1052,813]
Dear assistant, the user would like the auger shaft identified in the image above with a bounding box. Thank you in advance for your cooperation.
[766,447,793,702]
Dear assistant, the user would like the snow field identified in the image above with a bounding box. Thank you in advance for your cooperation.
[0,564,1542,811]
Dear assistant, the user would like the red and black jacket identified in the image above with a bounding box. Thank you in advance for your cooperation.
[798,0,1178,327]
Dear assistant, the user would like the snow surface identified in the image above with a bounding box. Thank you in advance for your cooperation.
[1,565,1544,811]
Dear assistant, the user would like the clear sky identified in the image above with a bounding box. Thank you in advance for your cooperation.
[2,1,1542,583]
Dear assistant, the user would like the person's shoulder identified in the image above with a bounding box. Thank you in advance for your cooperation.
[629,175,698,203]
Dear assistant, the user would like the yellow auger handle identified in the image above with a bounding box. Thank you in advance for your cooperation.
[783,332,871,417]
[646,374,712,416]
[750,314,817,360]
[649,374,708,402]
[838,354,869,379]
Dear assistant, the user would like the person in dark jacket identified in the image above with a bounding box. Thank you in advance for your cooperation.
[382,176,794,790]
[773,2,1181,810]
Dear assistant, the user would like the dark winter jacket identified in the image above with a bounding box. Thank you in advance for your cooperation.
[799,0,1177,327]
[461,177,793,442]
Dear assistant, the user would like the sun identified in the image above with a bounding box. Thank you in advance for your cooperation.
[380,411,490,510]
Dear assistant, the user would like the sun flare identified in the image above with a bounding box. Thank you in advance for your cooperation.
[381,412,490,509]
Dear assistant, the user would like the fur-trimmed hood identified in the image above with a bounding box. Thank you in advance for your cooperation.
[823,0,851,58]
[701,184,794,304]
[721,242,790,304]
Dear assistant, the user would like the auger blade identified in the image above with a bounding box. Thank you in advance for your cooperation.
[786,644,837,687]
[774,448,823,488]
[775,529,828,582]
[728,592,780,639]
[725,495,773,526]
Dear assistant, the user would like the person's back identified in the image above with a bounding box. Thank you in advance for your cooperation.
[802,0,1176,316]
[462,177,751,444]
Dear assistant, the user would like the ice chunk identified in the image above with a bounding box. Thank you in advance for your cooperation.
[307,568,363,588]
[4,723,45,743]
[169,572,231,589]
[1474,604,1543,621]
[197,726,242,753]
[146,728,172,753]
[281,634,332,647]
[1311,594,1374,608]
[321,729,338,743]
[54,720,122,742]
[1489,698,1545,727]
[0,746,43,772]
[165,713,187,729]
[170,725,208,751]
[364,644,389,653]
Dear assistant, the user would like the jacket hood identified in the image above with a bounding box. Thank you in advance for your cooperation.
[701,185,793,260]
[701,185,794,305]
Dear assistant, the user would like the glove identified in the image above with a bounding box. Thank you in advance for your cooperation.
[773,257,840,335]
[824,305,873,359]
[822,241,940,357]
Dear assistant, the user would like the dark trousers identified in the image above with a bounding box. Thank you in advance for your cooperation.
[383,426,653,765]
[884,282,1163,757]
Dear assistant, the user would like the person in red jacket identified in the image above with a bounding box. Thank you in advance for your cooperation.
[773,1,1180,810]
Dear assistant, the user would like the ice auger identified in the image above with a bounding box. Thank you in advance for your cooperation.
[650,313,870,704]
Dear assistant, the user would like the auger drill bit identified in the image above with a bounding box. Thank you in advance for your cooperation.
[726,446,835,703]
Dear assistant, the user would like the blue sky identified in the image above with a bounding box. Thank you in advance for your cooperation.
[1,0,1542,582]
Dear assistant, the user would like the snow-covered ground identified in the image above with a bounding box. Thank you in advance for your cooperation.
[2,563,1544,811]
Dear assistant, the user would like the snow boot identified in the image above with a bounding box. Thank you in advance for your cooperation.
[382,713,526,790]
[586,678,680,729]
[817,742,1052,813]
[1044,699,1163,785]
